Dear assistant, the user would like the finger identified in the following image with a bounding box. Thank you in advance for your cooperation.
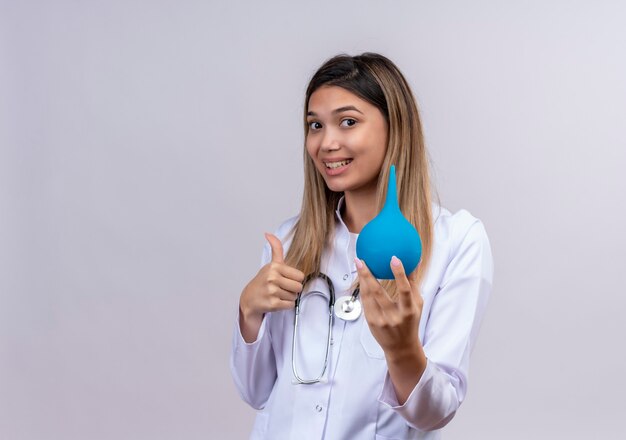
[355,257,394,312]
[275,277,304,294]
[274,288,298,302]
[407,264,423,305]
[265,233,285,263]
[354,257,377,290]
[357,278,384,323]
[271,298,297,311]
[407,261,420,284]
[390,256,413,310]
[277,265,305,283]
[266,282,298,302]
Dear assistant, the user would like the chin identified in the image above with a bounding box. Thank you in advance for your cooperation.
[325,182,352,194]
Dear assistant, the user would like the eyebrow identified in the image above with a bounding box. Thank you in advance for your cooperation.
[307,105,364,117]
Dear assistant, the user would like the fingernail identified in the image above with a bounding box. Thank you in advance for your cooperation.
[354,257,363,269]
[391,256,401,267]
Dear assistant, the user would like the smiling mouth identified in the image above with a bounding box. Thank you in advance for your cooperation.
[324,159,353,169]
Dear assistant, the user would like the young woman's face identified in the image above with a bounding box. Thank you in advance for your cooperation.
[306,85,388,195]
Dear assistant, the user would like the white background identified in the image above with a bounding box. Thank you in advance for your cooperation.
[1,1,625,438]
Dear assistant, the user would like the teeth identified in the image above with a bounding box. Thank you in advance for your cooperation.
[325,159,352,169]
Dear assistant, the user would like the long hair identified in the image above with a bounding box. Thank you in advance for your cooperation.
[284,52,436,299]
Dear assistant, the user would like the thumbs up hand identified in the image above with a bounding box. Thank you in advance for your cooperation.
[239,233,306,323]
[265,232,285,264]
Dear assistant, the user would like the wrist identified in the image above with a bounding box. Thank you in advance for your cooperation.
[239,300,263,322]
[384,341,425,365]
[238,301,265,344]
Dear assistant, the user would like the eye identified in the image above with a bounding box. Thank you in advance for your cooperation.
[340,118,357,127]
[308,121,322,130]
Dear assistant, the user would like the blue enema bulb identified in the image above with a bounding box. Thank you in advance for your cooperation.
[355,165,422,280]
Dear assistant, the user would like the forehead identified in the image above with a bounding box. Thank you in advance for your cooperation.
[307,85,372,111]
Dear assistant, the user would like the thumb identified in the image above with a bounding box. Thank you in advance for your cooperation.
[264,233,285,263]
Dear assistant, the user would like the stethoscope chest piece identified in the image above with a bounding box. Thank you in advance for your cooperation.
[334,295,362,321]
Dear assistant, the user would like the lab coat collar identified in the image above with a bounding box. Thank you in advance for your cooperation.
[334,194,357,273]
[334,195,350,233]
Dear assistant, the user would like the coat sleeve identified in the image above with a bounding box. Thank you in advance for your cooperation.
[378,216,494,431]
[229,215,299,410]
[229,240,277,410]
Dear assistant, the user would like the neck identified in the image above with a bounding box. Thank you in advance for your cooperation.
[341,187,379,234]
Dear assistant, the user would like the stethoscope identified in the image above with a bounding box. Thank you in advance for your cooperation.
[291,272,361,385]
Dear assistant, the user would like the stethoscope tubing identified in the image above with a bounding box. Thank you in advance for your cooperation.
[291,272,361,384]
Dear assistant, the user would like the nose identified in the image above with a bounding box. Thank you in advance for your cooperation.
[321,128,340,152]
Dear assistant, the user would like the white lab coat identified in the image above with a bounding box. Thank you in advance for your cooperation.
[230,196,493,439]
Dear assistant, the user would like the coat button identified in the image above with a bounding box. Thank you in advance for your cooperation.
[343,273,349,280]
[315,404,323,412]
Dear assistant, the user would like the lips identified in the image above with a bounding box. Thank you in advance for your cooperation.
[323,159,353,176]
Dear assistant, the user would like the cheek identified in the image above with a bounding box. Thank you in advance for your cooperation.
[357,133,386,160]
[374,132,389,158]
[305,138,319,160]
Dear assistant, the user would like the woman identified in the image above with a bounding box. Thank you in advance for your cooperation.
[231,52,493,439]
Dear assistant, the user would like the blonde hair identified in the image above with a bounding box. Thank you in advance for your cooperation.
[285,53,436,299]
